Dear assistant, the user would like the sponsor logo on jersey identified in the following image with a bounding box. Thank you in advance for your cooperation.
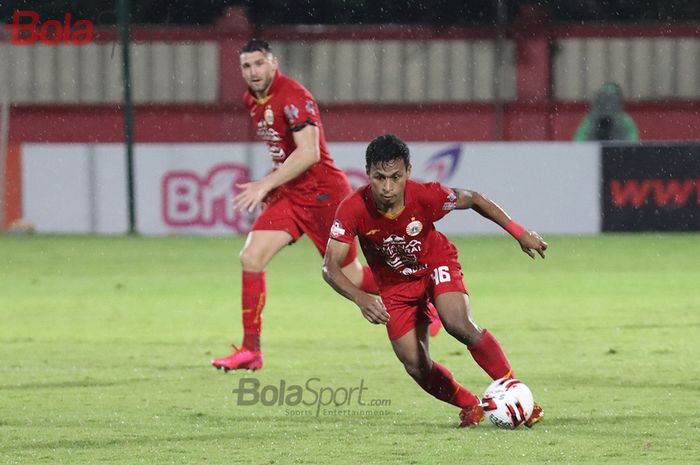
[380,234,424,275]
[256,122,281,142]
[365,228,381,236]
[283,104,300,124]
[330,220,345,238]
[442,202,457,211]
[305,100,316,115]
[406,220,423,236]
[264,107,274,125]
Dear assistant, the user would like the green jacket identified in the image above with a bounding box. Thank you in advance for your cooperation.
[574,83,639,141]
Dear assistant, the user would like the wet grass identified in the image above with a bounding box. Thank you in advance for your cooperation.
[1,233,698,464]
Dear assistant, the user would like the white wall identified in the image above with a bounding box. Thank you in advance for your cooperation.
[22,144,127,233]
[21,142,601,235]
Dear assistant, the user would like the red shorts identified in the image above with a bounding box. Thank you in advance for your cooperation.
[382,261,468,340]
[252,194,358,266]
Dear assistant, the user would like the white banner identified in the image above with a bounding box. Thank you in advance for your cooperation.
[134,144,257,235]
[21,142,600,235]
[327,142,601,235]
[22,144,127,234]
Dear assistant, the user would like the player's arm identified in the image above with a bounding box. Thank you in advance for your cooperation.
[234,124,321,212]
[322,239,390,325]
[451,188,548,259]
[259,123,321,190]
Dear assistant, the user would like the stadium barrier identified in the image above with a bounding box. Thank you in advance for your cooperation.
[13,141,700,235]
[18,141,601,235]
[602,144,700,231]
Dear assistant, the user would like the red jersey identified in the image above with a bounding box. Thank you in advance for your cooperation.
[244,71,350,207]
[330,180,460,289]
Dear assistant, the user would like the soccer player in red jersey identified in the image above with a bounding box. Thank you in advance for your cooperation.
[322,134,547,427]
[212,41,431,371]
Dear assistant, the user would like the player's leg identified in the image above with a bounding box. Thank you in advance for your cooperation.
[389,321,432,382]
[387,302,482,426]
[238,228,295,348]
[434,291,513,380]
[212,229,292,371]
[212,196,302,372]
[425,301,443,337]
[239,229,294,272]
[436,290,544,427]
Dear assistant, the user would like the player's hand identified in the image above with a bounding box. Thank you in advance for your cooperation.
[234,180,271,212]
[518,230,548,259]
[354,293,390,325]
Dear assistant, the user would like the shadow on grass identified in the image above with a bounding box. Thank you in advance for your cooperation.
[529,322,700,332]
[1,432,243,453]
[0,377,149,391]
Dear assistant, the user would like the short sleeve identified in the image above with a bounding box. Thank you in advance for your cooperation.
[424,182,458,222]
[282,88,321,131]
[329,197,359,244]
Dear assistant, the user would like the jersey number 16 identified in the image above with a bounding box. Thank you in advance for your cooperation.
[431,266,451,285]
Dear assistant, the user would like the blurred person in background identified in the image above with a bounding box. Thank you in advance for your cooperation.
[574,82,639,141]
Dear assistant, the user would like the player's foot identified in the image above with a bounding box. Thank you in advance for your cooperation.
[211,345,263,372]
[429,317,442,337]
[525,403,544,428]
[458,403,485,428]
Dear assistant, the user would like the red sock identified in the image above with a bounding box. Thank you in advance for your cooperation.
[426,302,442,337]
[241,271,265,352]
[359,265,379,294]
[417,362,479,408]
[468,329,513,380]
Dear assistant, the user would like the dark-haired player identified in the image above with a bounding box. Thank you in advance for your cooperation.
[212,41,439,371]
[322,134,546,427]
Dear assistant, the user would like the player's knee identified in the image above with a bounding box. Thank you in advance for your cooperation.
[402,358,431,381]
[239,248,265,271]
[442,319,482,346]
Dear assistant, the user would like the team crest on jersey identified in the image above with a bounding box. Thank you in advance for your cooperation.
[283,104,299,124]
[264,107,274,125]
[330,220,345,238]
[406,220,423,236]
[305,100,316,115]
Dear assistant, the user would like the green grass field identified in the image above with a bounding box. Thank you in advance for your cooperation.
[1,233,699,464]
